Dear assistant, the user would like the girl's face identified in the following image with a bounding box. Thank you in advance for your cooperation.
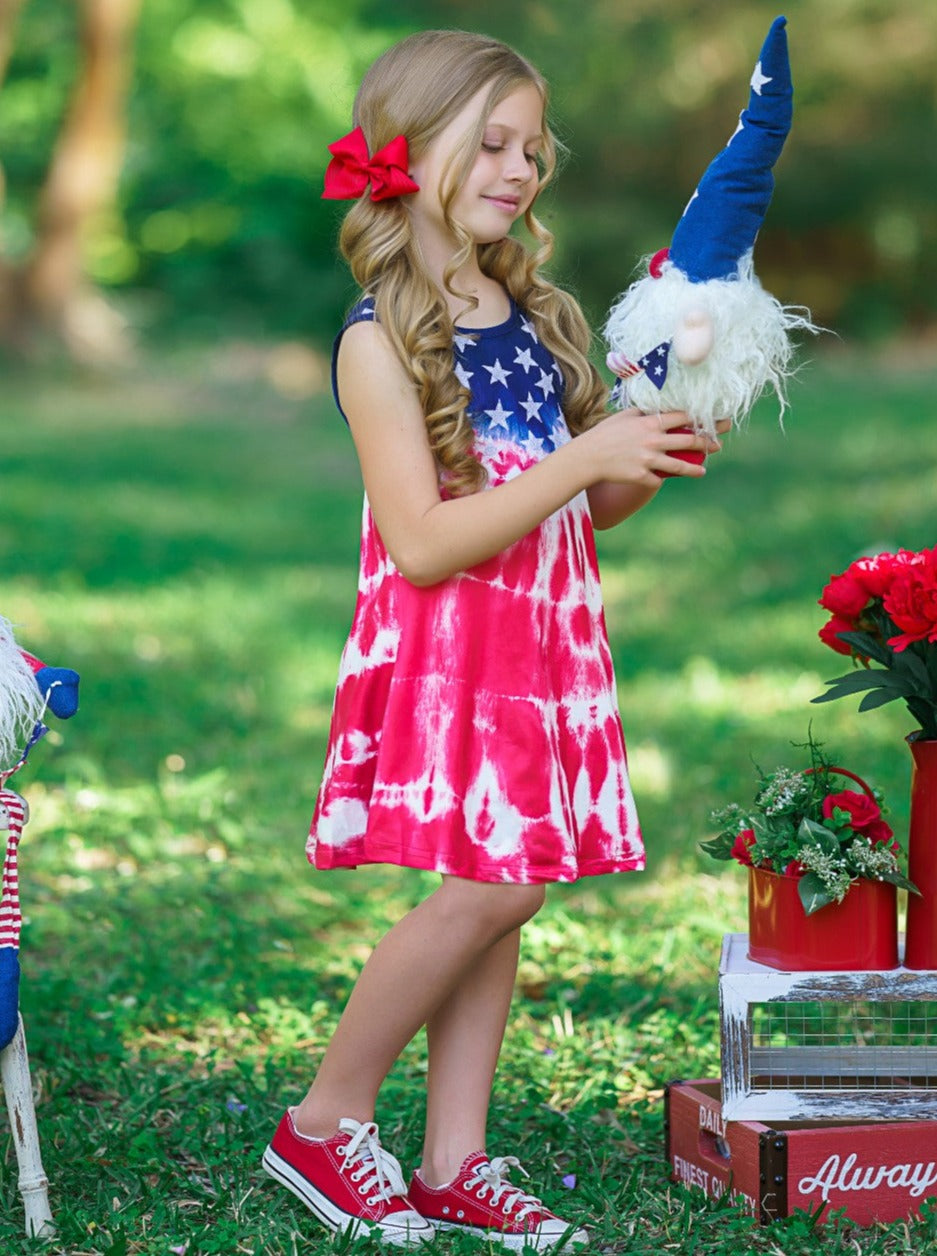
[409,82,544,252]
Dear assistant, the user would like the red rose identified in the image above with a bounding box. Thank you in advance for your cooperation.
[850,551,920,599]
[822,789,892,841]
[784,860,806,877]
[731,828,756,867]
[864,817,896,844]
[818,613,856,656]
[884,548,937,653]
[819,570,870,618]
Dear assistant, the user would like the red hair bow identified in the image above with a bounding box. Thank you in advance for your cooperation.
[322,126,420,203]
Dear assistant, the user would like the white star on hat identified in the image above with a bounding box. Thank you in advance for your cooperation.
[750,60,772,95]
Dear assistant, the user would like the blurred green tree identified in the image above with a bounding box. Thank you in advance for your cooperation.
[1,0,935,353]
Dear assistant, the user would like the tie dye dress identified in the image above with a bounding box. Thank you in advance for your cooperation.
[307,297,644,884]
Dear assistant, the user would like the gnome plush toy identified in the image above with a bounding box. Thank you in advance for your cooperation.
[0,614,80,1050]
[604,15,815,438]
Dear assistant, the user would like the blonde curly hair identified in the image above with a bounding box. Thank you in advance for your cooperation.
[337,30,608,496]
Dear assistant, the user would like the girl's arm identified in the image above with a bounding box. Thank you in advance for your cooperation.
[585,480,660,531]
[338,321,712,587]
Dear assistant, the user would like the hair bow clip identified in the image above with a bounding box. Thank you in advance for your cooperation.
[322,126,420,203]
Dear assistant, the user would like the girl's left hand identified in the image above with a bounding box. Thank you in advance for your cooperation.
[658,417,731,477]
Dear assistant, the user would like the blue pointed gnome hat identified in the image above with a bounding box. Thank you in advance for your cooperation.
[669,15,792,283]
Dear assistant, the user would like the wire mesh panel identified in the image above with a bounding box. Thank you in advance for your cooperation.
[750,1001,937,1090]
[720,934,937,1121]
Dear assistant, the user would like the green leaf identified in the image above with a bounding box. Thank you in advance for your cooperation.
[857,687,904,712]
[798,817,840,851]
[812,668,918,706]
[895,648,933,690]
[798,872,836,916]
[879,869,922,895]
[699,835,733,861]
[836,630,893,666]
[927,649,937,690]
[818,669,899,694]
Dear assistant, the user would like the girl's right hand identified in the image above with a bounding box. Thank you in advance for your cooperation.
[579,407,721,486]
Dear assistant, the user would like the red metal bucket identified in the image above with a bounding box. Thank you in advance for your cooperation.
[748,866,899,971]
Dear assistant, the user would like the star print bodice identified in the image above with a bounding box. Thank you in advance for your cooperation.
[452,301,568,461]
[329,296,573,476]
[309,293,644,885]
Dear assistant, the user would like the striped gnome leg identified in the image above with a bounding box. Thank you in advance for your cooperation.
[0,789,27,1051]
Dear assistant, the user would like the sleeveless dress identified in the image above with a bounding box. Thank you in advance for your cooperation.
[307,296,644,884]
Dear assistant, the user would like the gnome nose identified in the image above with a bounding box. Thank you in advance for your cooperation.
[673,307,714,365]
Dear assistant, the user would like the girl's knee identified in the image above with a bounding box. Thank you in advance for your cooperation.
[442,878,545,933]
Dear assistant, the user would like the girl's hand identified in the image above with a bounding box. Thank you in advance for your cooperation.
[579,407,723,487]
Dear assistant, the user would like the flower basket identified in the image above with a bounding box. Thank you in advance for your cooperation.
[704,747,913,970]
[748,865,898,971]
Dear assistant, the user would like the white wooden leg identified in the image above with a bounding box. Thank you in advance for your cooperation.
[1,1014,54,1238]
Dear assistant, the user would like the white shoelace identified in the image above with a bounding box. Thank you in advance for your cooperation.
[465,1156,543,1221]
[338,1119,408,1207]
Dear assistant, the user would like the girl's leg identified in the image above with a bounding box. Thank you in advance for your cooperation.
[292,877,544,1138]
[419,926,521,1186]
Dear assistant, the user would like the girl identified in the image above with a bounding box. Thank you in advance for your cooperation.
[262,28,722,1250]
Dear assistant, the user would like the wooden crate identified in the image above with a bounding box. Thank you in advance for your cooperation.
[666,1078,937,1225]
[720,932,937,1121]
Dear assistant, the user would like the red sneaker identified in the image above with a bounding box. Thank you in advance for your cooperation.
[262,1110,432,1246]
[408,1151,588,1251]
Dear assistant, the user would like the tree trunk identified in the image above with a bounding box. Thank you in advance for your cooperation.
[0,0,27,215]
[7,0,141,361]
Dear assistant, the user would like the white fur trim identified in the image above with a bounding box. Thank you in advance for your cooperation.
[0,616,44,768]
[603,253,819,435]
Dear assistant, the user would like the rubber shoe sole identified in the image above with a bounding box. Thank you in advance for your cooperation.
[261,1144,433,1247]
[424,1216,588,1251]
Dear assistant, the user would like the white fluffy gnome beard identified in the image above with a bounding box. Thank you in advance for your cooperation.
[0,616,45,769]
[603,253,817,438]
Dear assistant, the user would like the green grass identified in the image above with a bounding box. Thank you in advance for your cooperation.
[0,344,935,1254]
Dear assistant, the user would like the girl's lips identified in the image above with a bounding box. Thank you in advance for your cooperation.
[484,195,521,213]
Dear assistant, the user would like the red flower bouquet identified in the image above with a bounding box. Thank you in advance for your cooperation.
[812,546,937,740]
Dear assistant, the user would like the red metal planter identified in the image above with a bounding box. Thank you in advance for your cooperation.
[748,866,898,971]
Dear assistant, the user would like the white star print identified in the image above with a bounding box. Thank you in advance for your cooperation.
[729,115,745,144]
[453,333,476,351]
[520,394,543,422]
[653,364,664,377]
[513,347,536,373]
[520,316,539,342]
[455,363,473,389]
[536,369,555,397]
[750,61,772,95]
[523,435,546,458]
[483,358,512,387]
[484,400,513,431]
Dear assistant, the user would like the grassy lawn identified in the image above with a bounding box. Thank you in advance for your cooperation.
[0,342,935,1255]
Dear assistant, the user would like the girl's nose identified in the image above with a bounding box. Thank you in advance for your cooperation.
[504,149,533,182]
